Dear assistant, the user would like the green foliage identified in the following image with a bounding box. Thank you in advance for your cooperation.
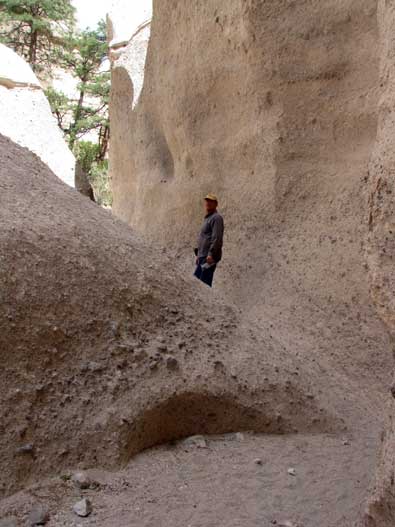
[46,22,112,207]
[1,3,112,207]
[89,160,112,208]
[73,140,99,173]
[45,86,71,129]
[74,141,112,207]
[55,22,110,152]
[0,0,75,73]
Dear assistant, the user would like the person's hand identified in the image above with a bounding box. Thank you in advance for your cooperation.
[206,255,215,265]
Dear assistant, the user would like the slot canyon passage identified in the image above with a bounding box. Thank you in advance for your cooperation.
[2,0,395,526]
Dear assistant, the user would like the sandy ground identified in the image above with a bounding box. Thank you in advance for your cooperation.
[0,430,378,527]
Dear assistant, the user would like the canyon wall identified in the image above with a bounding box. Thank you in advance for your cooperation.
[108,0,151,106]
[109,0,390,386]
[2,0,395,522]
[0,44,75,187]
[108,5,395,521]
[362,0,395,524]
[0,133,350,503]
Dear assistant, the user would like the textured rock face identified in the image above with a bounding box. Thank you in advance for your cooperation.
[0,44,39,88]
[108,0,151,112]
[108,3,152,215]
[362,1,395,525]
[108,0,151,50]
[366,1,395,339]
[109,0,389,382]
[108,3,395,523]
[2,132,394,526]
[0,44,75,187]
[1,134,354,504]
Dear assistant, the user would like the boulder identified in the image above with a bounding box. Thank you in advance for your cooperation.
[28,504,49,526]
[73,498,92,518]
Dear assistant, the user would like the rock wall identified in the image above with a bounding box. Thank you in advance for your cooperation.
[361,0,395,524]
[108,4,395,522]
[109,0,390,385]
[108,3,152,220]
[108,0,151,50]
[0,44,75,187]
[108,0,151,108]
[3,0,395,516]
[0,133,352,500]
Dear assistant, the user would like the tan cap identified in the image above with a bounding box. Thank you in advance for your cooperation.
[204,193,218,202]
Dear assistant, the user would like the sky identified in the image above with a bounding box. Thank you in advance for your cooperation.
[73,0,112,29]
[72,0,152,30]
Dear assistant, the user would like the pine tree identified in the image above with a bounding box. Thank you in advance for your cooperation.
[0,0,75,73]
[52,21,110,154]
[45,21,111,205]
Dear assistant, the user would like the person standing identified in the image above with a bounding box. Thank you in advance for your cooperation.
[194,193,224,287]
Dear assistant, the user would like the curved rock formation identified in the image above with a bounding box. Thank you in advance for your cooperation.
[0,44,75,187]
[0,133,376,527]
[2,0,395,523]
[108,1,395,523]
[109,0,390,386]
[108,0,151,50]
[108,1,151,110]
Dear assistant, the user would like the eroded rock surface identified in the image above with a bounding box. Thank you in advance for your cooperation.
[0,133,384,527]
[108,1,395,524]
[361,1,395,525]
[109,0,390,392]
[2,0,395,524]
[0,44,75,187]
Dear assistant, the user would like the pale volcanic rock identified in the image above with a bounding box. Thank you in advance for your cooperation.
[0,44,75,187]
[361,1,395,526]
[109,1,390,385]
[2,0,395,524]
[108,1,151,112]
[0,44,39,88]
[0,133,364,526]
[108,2,395,524]
[108,0,152,50]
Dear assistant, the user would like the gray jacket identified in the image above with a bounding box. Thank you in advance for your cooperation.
[196,211,224,262]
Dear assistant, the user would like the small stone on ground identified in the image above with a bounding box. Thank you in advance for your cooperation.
[73,498,92,518]
[29,504,49,525]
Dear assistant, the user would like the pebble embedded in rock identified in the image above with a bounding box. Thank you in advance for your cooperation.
[16,443,34,454]
[287,468,296,476]
[72,471,91,489]
[73,498,92,517]
[254,458,263,465]
[28,504,49,526]
[182,435,207,448]
[166,356,179,370]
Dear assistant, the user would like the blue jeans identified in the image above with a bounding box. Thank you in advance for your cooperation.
[194,257,217,287]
